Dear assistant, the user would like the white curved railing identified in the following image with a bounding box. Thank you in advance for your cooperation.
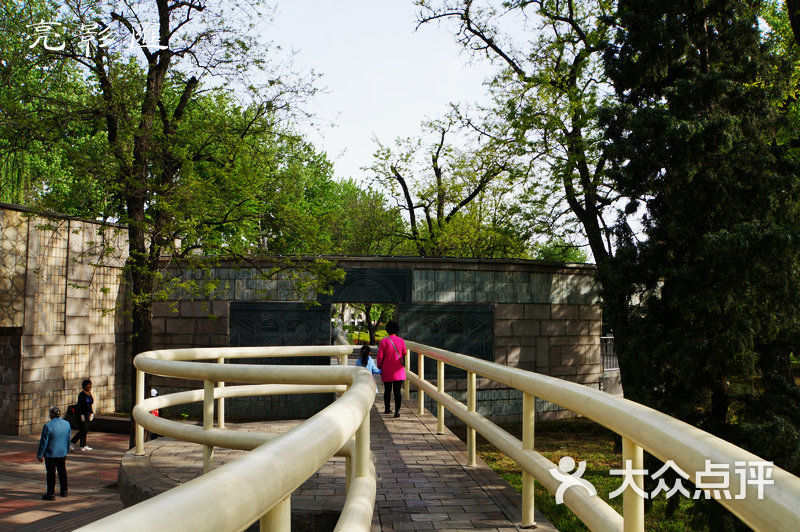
[77,345,375,532]
[404,341,800,532]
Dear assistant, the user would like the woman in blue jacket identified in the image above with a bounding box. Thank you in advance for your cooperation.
[37,406,71,499]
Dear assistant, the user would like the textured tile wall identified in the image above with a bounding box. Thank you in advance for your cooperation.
[413,269,600,305]
[0,210,27,328]
[0,209,128,435]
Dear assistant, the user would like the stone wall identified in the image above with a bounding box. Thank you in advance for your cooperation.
[0,203,606,431]
[0,205,127,435]
[153,258,602,422]
[494,303,602,385]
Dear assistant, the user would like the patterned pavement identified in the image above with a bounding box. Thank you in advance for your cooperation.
[122,404,556,531]
[0,405,557,531]
[0,431,128,531]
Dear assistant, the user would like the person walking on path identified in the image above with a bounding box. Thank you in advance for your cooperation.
[377,321,406,418]
[356,344,382,394]
[37,406,70,500]
[70,379,94,451]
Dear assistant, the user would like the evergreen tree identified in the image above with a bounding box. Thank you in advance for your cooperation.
[603,0,800,525]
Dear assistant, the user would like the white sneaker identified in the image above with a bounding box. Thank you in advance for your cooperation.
[80,446,92,451]
[69,444,75,451]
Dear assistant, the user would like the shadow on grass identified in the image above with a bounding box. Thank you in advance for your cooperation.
[451,417,695,532]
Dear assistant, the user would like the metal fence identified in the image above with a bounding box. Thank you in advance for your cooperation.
[601,335,619,371]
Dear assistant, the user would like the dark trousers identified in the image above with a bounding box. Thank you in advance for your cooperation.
[384,380,403,413]
[44,457,67,495]
[71,419,90,447]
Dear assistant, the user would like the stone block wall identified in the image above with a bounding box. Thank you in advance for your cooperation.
[152,301,230,350]
[0,202,605,431]
[149,300,230,392]
[0,205,127,434]
[494,303,602,385]
[154,258,603,422]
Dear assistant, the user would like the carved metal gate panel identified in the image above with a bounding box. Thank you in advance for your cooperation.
[230,302,330,363]
[399,304,494,379]
[231,302,327,345]
[228,302,332,420]
[326,268,412,303]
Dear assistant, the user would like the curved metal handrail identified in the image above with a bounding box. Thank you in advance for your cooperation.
[77,345,375,532]
[406,341,800,532]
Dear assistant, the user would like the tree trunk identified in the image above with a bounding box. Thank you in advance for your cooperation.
[126,199,154,448]
[363,303,376,345]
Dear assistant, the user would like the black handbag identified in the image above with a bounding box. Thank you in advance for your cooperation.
[65,404,80,429]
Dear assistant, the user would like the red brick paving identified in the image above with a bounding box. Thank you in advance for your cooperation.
[0,431,129,531]
[0,404,558,531]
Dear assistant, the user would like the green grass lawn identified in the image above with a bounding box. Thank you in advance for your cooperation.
[346,329,387,345]
[453,418,696,531]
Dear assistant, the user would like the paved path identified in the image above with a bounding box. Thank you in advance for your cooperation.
[124,403,556,531]
[0,431,129,531]
[0,404,556,531]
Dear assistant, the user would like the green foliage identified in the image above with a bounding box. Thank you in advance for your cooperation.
[325,179,405,256]
[416,0,618,265]
[367,112,536,258]
[0,0,90,204]
[531,240,589,263]
[602,0,800,523]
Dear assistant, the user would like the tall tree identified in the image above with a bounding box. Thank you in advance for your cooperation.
[11,0,324,359]
[367,113,535,258]
[327,179,406,256]
[603,0,800,523]
[417,0,617,264]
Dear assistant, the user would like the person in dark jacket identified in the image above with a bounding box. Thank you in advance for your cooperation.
[37,406,71,500]
[70,379,94,451]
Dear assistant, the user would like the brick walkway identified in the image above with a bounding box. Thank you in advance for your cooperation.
[121,403,557,531]
[0,431,129,531]
[0,404,557,531]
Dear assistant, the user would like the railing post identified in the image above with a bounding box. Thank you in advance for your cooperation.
[521,393,536,528]
[217,357,225,429]
[417,352,425,415]
[622,437,645,532]
[437,360,445,434]
[135,368,144,456]
[356,410,370,478]
[203,379,215,473]
[345,456,352,494]
[338,352,348,368]
[260,495,290,532]
[467,371,476,467]
[403,349,411,401]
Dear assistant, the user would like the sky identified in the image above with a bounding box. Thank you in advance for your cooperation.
[264,1,500,183]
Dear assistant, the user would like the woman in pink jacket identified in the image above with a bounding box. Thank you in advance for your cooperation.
[377,320,406,418]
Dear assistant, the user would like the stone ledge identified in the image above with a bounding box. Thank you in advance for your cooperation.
[119,440,180,507]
